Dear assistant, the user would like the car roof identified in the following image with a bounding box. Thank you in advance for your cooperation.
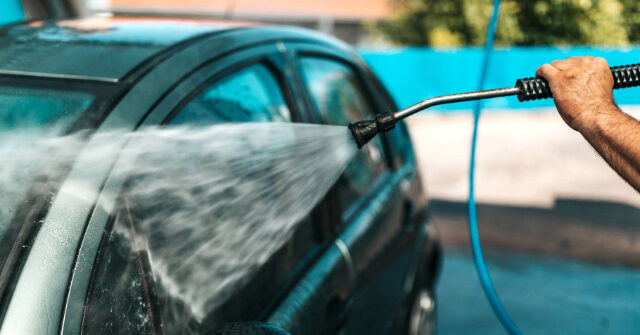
[0,17,256,83]
[0,17,354,85]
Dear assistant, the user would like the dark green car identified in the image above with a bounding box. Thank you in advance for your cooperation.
[0,17,440,335]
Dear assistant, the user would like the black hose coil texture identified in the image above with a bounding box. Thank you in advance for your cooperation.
[515,63,640,102]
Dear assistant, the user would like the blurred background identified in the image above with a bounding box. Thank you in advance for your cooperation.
[3,0,640,333]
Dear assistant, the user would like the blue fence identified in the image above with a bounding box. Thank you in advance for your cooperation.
[0,0,24,26]
[359,47,640,111]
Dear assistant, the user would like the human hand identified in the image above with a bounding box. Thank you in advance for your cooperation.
[536,56,617,132]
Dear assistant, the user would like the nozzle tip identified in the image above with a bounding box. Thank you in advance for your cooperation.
[348,112,397,149]
[348,119,379,149]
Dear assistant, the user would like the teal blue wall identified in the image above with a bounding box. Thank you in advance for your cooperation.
[359,47,640,112]
[0,0,24,26]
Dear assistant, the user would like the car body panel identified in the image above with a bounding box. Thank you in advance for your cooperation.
[268,166,413,333]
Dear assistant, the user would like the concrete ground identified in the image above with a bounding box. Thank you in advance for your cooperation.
[407,108,640,209]
[406,108,640,334]
[436,247,640,334]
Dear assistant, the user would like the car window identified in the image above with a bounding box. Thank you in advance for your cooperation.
[0,87,94,227]
[171,64,291,125]
[82,63,320,334]
[0,85,94,266]
[299,56,388,214]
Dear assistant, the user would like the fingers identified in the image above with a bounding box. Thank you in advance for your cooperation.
[551,56,586,70]
[593,56,609,68]
[550,56,605,71]
[534,56,616,132]
[538,56,606,80]
[536,63,560,80]
[551,59,571,70]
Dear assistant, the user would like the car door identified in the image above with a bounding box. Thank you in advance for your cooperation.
[64,41,351,335]
[283,42,424,334]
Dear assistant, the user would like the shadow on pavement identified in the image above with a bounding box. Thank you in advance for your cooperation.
[431,198,640,267]
[437,247,640,335]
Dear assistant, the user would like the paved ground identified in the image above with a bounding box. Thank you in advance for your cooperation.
[407,108,640,264]
[437,247,640,334]
[406,109,640,334]
[407,108,640,208]
[430,198,640,267]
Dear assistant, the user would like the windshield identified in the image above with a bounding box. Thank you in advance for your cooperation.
[0,84,95,248]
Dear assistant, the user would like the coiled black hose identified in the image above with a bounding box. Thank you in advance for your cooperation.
[516,63,640,101]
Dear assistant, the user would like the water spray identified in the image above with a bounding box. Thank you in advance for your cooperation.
[348,64,640,148]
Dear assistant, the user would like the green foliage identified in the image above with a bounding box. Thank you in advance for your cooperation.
[376,0,640,46]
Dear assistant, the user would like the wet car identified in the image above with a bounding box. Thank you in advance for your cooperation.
[0,17,440,335]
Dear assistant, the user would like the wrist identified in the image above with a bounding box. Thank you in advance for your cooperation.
[570,102,620,136]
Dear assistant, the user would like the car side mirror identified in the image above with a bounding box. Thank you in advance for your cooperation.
[208,322,291,335]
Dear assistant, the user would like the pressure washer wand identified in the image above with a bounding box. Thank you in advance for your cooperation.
[349,63,640,148]
[393,86,518,119]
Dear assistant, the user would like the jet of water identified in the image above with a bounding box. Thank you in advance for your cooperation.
[1,122,358,328]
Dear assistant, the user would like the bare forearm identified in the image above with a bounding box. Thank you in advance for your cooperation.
[536,56,640,193]
[580,105,640,191]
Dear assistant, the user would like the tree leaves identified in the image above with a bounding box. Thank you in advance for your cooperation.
[376,0,638,46]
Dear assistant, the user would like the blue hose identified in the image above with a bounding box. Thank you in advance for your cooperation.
[468,0,522,334]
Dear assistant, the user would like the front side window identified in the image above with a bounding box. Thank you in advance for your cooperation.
[299,57,388,214]
[83,63,318,334]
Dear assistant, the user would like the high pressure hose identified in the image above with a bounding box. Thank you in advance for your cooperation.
[468,1,522,334]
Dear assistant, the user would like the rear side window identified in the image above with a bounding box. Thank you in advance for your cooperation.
[299,57,388,214]
[0,87,94,235]
[82,64,318,333]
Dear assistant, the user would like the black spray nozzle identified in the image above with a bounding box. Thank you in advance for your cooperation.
[348,111,397,149]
